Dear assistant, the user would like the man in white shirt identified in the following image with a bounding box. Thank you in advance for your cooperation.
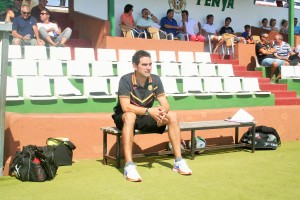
[179,10,204,42]
[37,8,72,46]
[202,14,223,53]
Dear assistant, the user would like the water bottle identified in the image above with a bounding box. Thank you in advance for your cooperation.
[53,32,58,38]
[25,34,31,40]
[32,157,46,182]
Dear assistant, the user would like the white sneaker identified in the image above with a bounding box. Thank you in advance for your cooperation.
[173,159,192,175]
[124,164,142,182]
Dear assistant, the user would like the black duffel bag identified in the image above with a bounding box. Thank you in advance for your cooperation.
[46,138,76,166]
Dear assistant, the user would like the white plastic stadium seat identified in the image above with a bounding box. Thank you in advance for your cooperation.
[198,63,217,77]
[22,77,57,100]
[24,46,47,60]
[109,77,120,97]
[242,78,271,95]
[54,77,86,99]
[294,66,300,77]
[183,77,211,96]
[97,48,117,62]
[92,61,115,77]
[11,59,38,77]
[67,60,91,77]
[83,77,115,99]
[144,50,158,62]
[8,45,22,59]
[160,77,187,96]
[74,47,95,63]
[49,47,72,61]
[118,49,136,62]
[38,60,63,77]
[159,50,177,62]
[217,64,235,77]
[281,66,296,79]
[194,52,211,63]
[223,77,251,95]
[178,51,195,63]
[160,62,181,77]
[180,63,199,77]
[117,61,134,77]
[203,77,231,95]
[6,76,24,101]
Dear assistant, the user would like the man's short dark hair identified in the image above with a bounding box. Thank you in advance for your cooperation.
[141,8,148,14]
[281,19,288,26]
[244,24,250,29]
[206,14,213,20]
[260,33,268,39]
[132,50,151,65]
[225,17,231,22]
[167,9,174,15]
[124,4,133,13]
[262,18,268,23]
[182,10,188,16]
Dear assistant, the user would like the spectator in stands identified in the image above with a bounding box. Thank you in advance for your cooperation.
[241,24,251,40]
[179,10,204,42]
[160,9,184,40]
[136,8,159,37]
[112,50,192,182]
[1,0,22,23]
[37,8,71,47]
[22,0,37,10]
[279,19,288,34]
[273,34,297,66]
[256,33,284,83]
[120,4,136,28]
[261,18,271,30]
[12,5,44,46]
[202,14,223,53]
[270,18,278,32]
[31,0,53,22]
[294,18,300,35]
[219,17,245,43]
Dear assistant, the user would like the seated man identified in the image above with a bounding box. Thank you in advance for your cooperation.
[261,18,271,30]
[294,18,300,35]
[0,0,22,23]
[160,9,184,40]
[31,0,54,22]
[37,8,72,47]
[12,5,44,46]
[256,33,284,83]
[136,8,160,38]
[241,24,253,43]
[202,14,223,53]
[112,50,192,182]
[273,34,298,66]
[219,17,245,43]
[179,10,204,42]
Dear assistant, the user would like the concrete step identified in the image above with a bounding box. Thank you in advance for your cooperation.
[259,83,287,91]
[234,71,262,77]
[257,77,271,84]
[272,91,297,98]
[275,98,300,105]
[212,59,239,65]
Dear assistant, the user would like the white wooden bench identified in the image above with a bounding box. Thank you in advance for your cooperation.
[101,120,256,168]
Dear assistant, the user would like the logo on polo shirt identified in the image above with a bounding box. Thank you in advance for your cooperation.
[148,85,153,91]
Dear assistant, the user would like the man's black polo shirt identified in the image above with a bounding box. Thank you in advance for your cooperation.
[113,72,165,116]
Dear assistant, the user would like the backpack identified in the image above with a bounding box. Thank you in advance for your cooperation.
[240,125,281,150]
[9,145,58,182]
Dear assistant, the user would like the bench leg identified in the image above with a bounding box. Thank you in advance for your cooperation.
[235,127,239,144]
[116,134,121,168]
[103,130,108,165]
[190,130,196,159]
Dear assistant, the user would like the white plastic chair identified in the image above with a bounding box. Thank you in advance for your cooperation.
[6,76,24,101]
[54,77,86,99]
[183,77,211,96]
[180,63,199,77]
[194,52,211,63]
[178,51,195,63]
[118,49,136,62]
[294,66,300,77]
[217,64,235,77]
[203,77,231,95]
[49,47,72,61]
[24,46,47,60]
[83,77,115,99]
[223,77,251,95]
[74,47,95,63]
[199,63,217,77]
[38,60,64,77]
[242,78,271,95]
[117,61,134,77]
[97,48,117,62]
[160,62,181,77]
[109,77,120,97]
[11,59,38,77]
[151,62,158,75]
[281,66,296,79]
[160,77,187,96]
[8,45,22,59]
[144,50,158,62]
[23,77,57,100]
[67,60,91,77]
[92,61,115,77]
[159,50,177,63]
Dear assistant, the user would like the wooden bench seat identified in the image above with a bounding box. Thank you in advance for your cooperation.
[101,120,256,168]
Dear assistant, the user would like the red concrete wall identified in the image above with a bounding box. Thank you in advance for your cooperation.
[4,106,300,175]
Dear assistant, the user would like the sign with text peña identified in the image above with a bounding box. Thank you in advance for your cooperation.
[196,0,235,11]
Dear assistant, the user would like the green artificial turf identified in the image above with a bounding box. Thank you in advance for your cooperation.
[1,141,300,200]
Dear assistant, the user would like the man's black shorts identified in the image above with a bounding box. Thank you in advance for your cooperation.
[112,113,166,134]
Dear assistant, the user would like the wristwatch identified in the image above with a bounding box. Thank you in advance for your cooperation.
[145,108,150,115]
